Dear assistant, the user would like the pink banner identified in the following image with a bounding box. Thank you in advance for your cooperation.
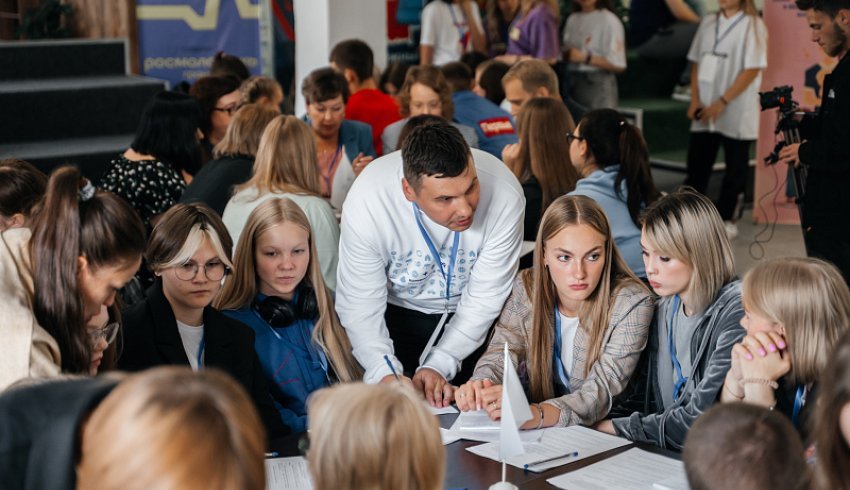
[755,0,837,223]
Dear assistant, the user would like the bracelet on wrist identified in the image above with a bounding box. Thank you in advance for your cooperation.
[723,382,744,400]
[533,403,545,430]
[740,378,779,390]
[719,96,729,105]
[585,52,592,65]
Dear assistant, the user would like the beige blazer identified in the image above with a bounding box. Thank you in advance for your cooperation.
[0,228,61,391]
[472,269,653,427]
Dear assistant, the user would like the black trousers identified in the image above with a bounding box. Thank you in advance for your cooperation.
[804,228,850,289]
[384,303,488,385]
[684,132,753,221]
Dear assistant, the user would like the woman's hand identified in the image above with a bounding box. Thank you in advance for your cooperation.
[455,379,494,412]
[735,332,791,382]
[501,143,521,173]
[480,383,504,420]
[594,419,616,435]
[687,100,703,121]
[352,152,374,177]
[698,99,727,122]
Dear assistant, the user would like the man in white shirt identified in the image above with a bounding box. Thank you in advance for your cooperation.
[336,120,524,405]
[420,0,486,66]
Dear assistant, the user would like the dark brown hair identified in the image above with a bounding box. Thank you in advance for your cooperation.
[145,203,234,270]
[441,61,474,93]
[301,67,350,105]
[29,166,146,373]
[190,75,242,144]
[812,329,850,490]
[210,51,251,81]
[684,403,807,490]
[577,108,660,226]
[477,60,510,105]
[0,159,46,219]
[329,39,374,82]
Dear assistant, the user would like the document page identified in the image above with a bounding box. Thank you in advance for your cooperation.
[443,410,544,443]
[430,404,459,415]
[466,426,631,472]
[547,448,685,489]
[265,457,313,490]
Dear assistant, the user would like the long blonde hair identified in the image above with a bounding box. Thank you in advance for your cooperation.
[526,195,643,401]
[235,115,321,197]
[307,383,444,490]
[641,188,735,314]
[214,198,362,381]
[742,257,850,385]
[77,367,265,490]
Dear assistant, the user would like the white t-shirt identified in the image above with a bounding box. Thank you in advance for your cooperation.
[420,1,483,65]
[558,312,580,374]
[562,9,626,73]
[176,320,204,371]
[222,189,340,291]
[687,12,767,140]
[335,148,525,383]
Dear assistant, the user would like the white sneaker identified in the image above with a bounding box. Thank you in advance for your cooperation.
[724,221,739,241]
[672,85,691,102]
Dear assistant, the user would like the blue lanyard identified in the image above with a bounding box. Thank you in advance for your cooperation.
[321,143,343,195]
[792,384,806,427]
[196,335,205,370]
[412,204,460,307]
[447,4,470,50]
[553,307,571,394]
[668,295,688,400]
[713,12,746,55]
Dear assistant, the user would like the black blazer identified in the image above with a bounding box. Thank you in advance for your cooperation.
[118,281,290,439]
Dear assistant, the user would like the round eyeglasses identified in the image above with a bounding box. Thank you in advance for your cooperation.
[89,321,120,347]
[174,261,229,282]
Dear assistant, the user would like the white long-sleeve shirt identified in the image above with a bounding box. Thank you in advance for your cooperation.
[336,149,524,383]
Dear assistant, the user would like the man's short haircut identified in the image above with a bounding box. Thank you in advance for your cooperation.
[329,39,374,82]
[301,67,351,104]
[683,403,807,490]
[796,0,850,15]
[502,59,559,96]
[441,62,474,93]
[401,120,470,190]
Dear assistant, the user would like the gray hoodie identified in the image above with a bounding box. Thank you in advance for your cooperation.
[611,280,745,450]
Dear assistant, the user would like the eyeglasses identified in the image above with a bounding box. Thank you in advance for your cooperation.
[89,321,120,347]
[174,261,229,281]
[566,132,585,144]
[212,104,239,115]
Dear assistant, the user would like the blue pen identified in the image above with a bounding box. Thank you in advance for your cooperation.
[523,451,579,470]
[383,354,401,381]
[265,451,279,458]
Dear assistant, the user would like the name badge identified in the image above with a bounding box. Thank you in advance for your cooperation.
[509,26,520,41]
[698,53,722,84]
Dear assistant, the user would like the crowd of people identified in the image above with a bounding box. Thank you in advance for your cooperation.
[1,0,850,489]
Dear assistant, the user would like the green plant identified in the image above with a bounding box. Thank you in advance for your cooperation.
[19,0,73,40]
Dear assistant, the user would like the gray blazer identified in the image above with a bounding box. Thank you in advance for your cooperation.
[472,270,654,427]
[611,280,745,450]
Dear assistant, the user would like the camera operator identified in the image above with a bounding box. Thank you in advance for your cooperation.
[778,0,850,285]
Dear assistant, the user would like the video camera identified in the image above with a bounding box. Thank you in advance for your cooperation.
[760,86,800,165]
[759,85,796,114]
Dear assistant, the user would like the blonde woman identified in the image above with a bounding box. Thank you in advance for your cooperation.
[0,367,265,490]
[222,115,339,290]
[455,195,653,428]
[721,257,850,432]
[307,383,444,490]
[118,203,289,438]
[381,65,479,154]
[180,103,278,215]
[598,188,745,450]
[216,198,362,433]
[82,367,267,490]
[239,75,284,111]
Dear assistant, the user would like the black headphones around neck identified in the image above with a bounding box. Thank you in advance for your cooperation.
[252,283,319,328]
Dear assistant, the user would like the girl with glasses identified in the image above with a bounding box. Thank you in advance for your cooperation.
[118,203,289,439]
[86,304,120,375]
[216,198,363,434]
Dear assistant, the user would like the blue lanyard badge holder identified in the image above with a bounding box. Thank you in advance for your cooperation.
[668,295,688,401]
[413,204,460,366]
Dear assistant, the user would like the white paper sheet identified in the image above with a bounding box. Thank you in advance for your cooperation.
[466,426,631,472]
[430,404,459,415]
[265,457,313,490]
[547,448,686,489]
[441,427,462,445]
[443,410,544,443]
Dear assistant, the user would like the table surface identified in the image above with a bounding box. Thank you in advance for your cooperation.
[270,412,681,490]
